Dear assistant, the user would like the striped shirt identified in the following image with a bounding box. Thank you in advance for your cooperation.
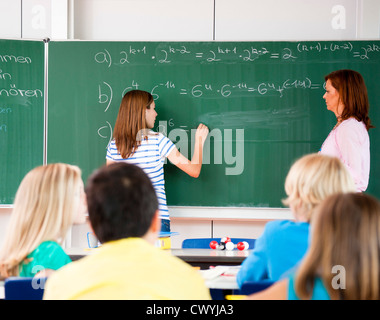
[106,132,175,220]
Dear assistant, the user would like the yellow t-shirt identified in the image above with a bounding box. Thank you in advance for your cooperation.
[43,238,211,300]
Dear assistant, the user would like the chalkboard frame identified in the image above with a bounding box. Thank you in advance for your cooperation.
[2,39,378,207]
[46,40,380,208]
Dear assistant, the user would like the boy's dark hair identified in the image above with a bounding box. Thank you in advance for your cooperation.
[85,162,158,243]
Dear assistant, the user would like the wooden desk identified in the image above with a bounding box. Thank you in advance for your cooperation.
[66,247,251,270]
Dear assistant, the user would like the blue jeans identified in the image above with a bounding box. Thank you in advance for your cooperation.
[160,219,170,233]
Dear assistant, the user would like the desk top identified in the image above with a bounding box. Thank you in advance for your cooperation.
[66,247,250,262]
[65,248,245,292]
[0,250,245,299]
[170,248,250,262]
[0,266,240,299]
[199,266,241,290]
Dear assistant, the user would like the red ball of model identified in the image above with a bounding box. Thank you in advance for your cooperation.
[209,240,218,249]
[221,237,231,243]
[237,241,249,251]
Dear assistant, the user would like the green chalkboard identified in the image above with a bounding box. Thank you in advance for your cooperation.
[0,39,45,205]
[47,41,380,207]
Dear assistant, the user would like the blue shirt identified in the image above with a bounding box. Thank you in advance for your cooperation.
[236,220,309,287]
[288,272,330,300]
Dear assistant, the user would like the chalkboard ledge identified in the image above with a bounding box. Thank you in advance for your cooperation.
[169,206,293,221]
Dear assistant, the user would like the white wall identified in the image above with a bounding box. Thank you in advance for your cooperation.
[1,0,379,40]
[71,0,380,41]
[1,0,380,248]
[216,0,359,40]
[73,0,214,41]
[0,0,21,38]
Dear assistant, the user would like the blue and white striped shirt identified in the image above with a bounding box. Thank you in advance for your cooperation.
[106,131,175,220]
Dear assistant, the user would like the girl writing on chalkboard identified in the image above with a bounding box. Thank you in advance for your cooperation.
[106,90,209,232]
[0,163,87,278]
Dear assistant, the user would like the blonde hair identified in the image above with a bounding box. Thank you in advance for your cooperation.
[282,153,356,222]
[295,192,380,300]
[0,163,82,277]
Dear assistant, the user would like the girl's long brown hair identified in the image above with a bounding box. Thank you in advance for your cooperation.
[295,192,380,300]
[113,90,154,158]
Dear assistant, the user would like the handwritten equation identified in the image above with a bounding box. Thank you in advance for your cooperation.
[296,42,380,60]
[0,51,42,134]
[96,76,322,142]
[91,40,380,143]
[96,76,323,145]
[97,77,322,112]
[94,41,380,68]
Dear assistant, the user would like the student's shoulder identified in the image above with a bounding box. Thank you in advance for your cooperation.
[154,131,171,142]
[106,139,116,147]
[44,249,91,286]
[143,131,162,143]
[34,241,65,255]
[264,219,295,233]
[263,220,308,239]
[154,246,198,273]
[153,249,211,299]
[260,220,308,248]
[165,252,209,289]
[29,241,71,269]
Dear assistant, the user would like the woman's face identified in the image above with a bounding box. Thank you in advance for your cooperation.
[145,101,158,129]
[323,79,344,118]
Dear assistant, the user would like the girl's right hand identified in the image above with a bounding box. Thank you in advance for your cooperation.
[195,123,209,145]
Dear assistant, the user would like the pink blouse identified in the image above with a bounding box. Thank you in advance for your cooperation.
[320,118,370,192]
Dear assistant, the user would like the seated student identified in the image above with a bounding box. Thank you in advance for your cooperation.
[0,163,87,278]
[43,162,211,300]
[236,153,356,287]
[247,192,380,300]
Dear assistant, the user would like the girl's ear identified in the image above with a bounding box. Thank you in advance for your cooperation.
[143,210,161,245]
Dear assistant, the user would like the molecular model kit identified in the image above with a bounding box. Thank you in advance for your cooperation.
[209,237,249,251]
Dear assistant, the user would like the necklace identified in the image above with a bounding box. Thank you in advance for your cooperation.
[332,122,340,131]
